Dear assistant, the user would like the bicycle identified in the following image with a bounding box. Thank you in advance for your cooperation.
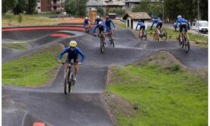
[85,22,92,34]
[138,29,147,41]
[62,59,75,94]
[178,30,190,53]
[153,28,167,41]
[98,32,106,53]
[106,30,115,48]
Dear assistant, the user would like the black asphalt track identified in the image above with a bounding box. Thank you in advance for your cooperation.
[2,25,208,126]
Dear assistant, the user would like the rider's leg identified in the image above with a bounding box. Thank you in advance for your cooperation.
[74,64,79,81]
[64,63,68,78]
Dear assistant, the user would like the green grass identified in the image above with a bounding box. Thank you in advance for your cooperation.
[147,28,208,47]
[2,43,63,87]
[106,63,208,126]
[2,43,28,50]
[114,20,126,28]
[2,13,65,27]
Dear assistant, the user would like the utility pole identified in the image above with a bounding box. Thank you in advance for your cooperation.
[197,0,200,35]
[162,0,164,23]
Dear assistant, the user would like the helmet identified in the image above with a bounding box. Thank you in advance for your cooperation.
[97,16,100,18]
[99,21,103,25]
[177,15,182,18]
[138,20,142,22]
[106,16,109,19]
[69,40,77,47]
[85,17,88,19]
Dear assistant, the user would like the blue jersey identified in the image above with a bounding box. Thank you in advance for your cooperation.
[94,18,103,25]
[150,18,162,29]
[84,19,91,26]
[59,47,85,62]
[175,18,190,28]
[135,21,145,30]
[104,19,115,29]
[93,23,110,33]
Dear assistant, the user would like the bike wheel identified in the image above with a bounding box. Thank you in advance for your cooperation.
[64,69,70,94]
[143,32,147,41]
[109,36,115,48]
[161,29,167,41]
[68,73,73,93]
[100,38,105,53]
[184,38,190,53]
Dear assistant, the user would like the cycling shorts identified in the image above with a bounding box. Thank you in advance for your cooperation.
[66,58,78,65]
[179,24,188,32]
[140,26,145,30]
[156,22,162,29]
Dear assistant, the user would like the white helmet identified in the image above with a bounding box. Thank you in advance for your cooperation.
[85,17,88,19]
[99,21,103,25]
[177,15,182,18]
[97,16,100,18]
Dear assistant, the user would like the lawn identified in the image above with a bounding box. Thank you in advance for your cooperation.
[105,51,208,126]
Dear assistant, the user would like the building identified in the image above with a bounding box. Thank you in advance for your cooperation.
[125,0,159,13]
[86,0,125,16]
[36,0,65,13]
[123,12,151,29]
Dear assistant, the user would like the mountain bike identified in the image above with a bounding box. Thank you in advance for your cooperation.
[139,29,147,41]
[98,32,106,53]
[178,30,190,53]
[85,22,92,34]
[62,60,75,94]
[106,31,115,48]
[153,28,167,41]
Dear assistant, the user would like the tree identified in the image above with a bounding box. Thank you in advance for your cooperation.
[64,0,88,17]
[97,7,105,16]
[27,0,37,14]
[132,0,162,18]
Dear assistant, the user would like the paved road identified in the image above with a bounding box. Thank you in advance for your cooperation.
[2,24,208,126]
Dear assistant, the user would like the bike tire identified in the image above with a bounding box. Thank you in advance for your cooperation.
[64,69,70,94]
[100,38,105,53]
[184,38,190,53]
[143,32,147,41]
[68,73,73,93]
[109,36,115,48]
[161,29,167,41]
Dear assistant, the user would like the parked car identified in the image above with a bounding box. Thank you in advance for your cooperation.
[191,20,208,33]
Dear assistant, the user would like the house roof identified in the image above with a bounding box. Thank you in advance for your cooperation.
[123,12,151,20]
[86,0,107,6]
[86,0,125,6]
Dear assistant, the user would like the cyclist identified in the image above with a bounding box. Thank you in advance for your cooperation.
[93,21,110,35]
[58,40,85,82]
[135,19,145,37]
[150,17,163,36]
[104,16,116,30]
[83,17,92,28]
[94,16,104,25]
[175,15,190,42]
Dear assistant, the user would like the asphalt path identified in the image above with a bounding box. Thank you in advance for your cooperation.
[2,24,208,126]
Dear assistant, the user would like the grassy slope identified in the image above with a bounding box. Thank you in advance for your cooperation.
[105,51,208,126]
[2,43,64,87]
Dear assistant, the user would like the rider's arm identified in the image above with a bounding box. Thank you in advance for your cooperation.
[58,47,69,60]
[93,25,98,33]
[76,47,85,62]
[103,24,110,32]
[175,19,179,28]
[135,22,140,30]
[150,20,156,29]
